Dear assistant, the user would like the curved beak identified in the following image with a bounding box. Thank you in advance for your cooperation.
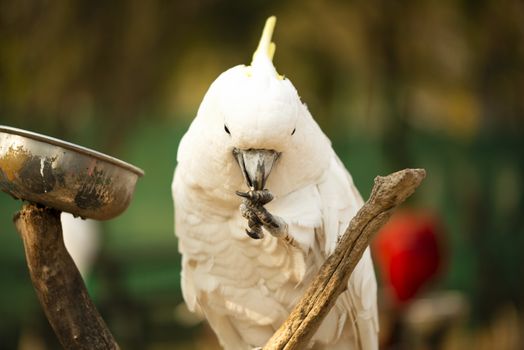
[233,148,280,190]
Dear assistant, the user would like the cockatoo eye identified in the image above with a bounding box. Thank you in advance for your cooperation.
[291,128,296,135]
[224,125,231,135]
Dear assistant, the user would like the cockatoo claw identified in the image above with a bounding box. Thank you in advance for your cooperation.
[235,189,273,205]
[235,190,250,198]
[246,228,264,239]
[238,189,288,240]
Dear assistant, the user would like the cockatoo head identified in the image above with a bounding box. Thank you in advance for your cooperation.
[185,16,330,196]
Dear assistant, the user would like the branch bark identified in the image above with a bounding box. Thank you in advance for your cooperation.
[14,203,119,350]
[264,168,426,350]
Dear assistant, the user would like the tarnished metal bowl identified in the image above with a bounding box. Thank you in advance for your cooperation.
[0,126,144,220]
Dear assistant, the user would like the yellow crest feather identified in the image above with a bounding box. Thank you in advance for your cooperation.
[252,16,277,63]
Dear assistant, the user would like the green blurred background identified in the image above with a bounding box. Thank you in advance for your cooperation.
[0,0,523,349]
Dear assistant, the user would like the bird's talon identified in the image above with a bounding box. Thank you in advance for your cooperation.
[246,229,264,239]
[236,191,249,198]
[238,189,286,240]
[236,189,274,205]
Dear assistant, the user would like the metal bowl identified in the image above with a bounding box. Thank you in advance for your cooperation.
[0,126,144,220]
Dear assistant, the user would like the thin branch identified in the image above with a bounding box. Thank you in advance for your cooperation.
[264,168,426,350]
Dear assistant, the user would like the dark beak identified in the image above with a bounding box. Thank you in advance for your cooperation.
[233,148,280,190]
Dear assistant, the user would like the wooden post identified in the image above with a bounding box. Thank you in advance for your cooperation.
[14,203,119,350]
[264,168,426,350]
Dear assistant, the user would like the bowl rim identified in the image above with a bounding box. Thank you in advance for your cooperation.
[0,125,144,177]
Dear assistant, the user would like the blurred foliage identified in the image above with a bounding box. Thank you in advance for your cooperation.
[1,0,523,348]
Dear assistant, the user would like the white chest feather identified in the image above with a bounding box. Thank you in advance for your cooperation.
[174,177,318,323]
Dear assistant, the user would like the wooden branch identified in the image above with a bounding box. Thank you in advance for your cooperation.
[264,168,426,350]
[14,203,119,350]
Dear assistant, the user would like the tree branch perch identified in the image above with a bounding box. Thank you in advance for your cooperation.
[264,168,426,350]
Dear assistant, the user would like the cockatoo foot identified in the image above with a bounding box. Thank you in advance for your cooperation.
[237,189,289,240]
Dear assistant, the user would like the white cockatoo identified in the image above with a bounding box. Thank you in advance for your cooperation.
[172,17,378,349]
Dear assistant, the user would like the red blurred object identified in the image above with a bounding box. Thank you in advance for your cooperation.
[374,210,443,305]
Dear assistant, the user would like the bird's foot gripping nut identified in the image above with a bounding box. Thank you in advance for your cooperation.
[236,189,288,240]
